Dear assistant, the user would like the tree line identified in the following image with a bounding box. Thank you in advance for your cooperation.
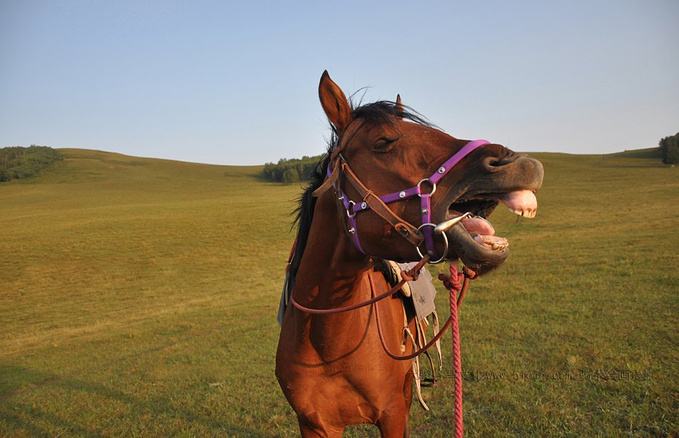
[0,145,62,182]
[261,155,324,183]
[659,132,679,164]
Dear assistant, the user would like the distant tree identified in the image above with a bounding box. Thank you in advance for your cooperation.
[659,133,679,164]
[282,168,300,183]
[0,145,62,182]
[260,154,324,182]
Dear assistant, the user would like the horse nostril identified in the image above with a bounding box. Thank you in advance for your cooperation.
[490,157,514,167]
[484,157,512,170]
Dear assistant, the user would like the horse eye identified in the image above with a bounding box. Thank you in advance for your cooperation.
[373,137,397,152]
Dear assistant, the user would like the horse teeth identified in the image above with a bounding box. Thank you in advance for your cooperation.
[489,242,507,251]
[510,208,537,218]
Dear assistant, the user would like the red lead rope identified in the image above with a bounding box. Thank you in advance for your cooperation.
[372,262,474,438]
[438,263,477,437]
[445,263,465,438]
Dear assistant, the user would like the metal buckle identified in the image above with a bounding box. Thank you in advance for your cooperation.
[415,223,448,264]
[416,178,437,198]
[346,200,357,218]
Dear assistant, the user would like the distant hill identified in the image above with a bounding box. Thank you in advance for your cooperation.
[611,147,662,159]
[0,146,664,186]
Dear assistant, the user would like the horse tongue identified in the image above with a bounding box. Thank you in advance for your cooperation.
[461,216,495,236]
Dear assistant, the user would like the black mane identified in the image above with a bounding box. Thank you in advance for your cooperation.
[287,100,432,282]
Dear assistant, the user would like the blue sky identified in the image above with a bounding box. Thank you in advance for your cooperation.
[1,0,678,164]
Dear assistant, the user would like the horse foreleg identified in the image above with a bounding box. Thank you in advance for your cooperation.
[297,416,345,438]
[376,404,409,438]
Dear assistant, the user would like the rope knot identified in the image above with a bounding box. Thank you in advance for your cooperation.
[438,264,463,293]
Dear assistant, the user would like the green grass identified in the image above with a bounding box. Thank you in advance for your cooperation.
[0,148,676,437]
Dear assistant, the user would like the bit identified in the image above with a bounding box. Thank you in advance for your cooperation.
[434,212,472,234]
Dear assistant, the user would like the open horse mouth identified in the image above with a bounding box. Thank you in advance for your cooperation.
[443,189,539,273]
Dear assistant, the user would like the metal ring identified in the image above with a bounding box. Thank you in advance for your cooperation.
[346,200,357,218]
[416,178,437,198]
[415,223,449,264]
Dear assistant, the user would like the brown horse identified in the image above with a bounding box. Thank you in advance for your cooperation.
[276,71,544,437]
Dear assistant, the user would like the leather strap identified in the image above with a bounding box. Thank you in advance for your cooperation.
[341,162,423,247]
[290,256,429,314]
[312,160,339,198]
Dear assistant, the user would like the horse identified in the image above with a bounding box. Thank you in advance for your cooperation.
[275,71,544,437]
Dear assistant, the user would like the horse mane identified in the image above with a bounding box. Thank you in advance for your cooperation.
[288,100,433,283]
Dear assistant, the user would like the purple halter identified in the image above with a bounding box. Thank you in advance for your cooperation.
[332,139,490,262]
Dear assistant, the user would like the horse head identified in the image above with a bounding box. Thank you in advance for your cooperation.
[318,71,544,274]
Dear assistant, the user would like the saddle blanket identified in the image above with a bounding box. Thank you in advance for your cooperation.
[387,261,437,320]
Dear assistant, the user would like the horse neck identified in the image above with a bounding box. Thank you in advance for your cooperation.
[293,191,371,307]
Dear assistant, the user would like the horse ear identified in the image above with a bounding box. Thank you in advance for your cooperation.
[395,94,404,114]
[318,70,352,133]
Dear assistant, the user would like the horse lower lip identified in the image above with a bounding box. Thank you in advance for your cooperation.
[501,190,538,217]
[443,225,510,273]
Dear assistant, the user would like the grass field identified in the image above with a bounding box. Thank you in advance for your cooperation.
[1,148,677,437]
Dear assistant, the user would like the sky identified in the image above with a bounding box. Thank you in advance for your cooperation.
[1,1,678,165]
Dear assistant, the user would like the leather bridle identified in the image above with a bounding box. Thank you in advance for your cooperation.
[315,136,490,263]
